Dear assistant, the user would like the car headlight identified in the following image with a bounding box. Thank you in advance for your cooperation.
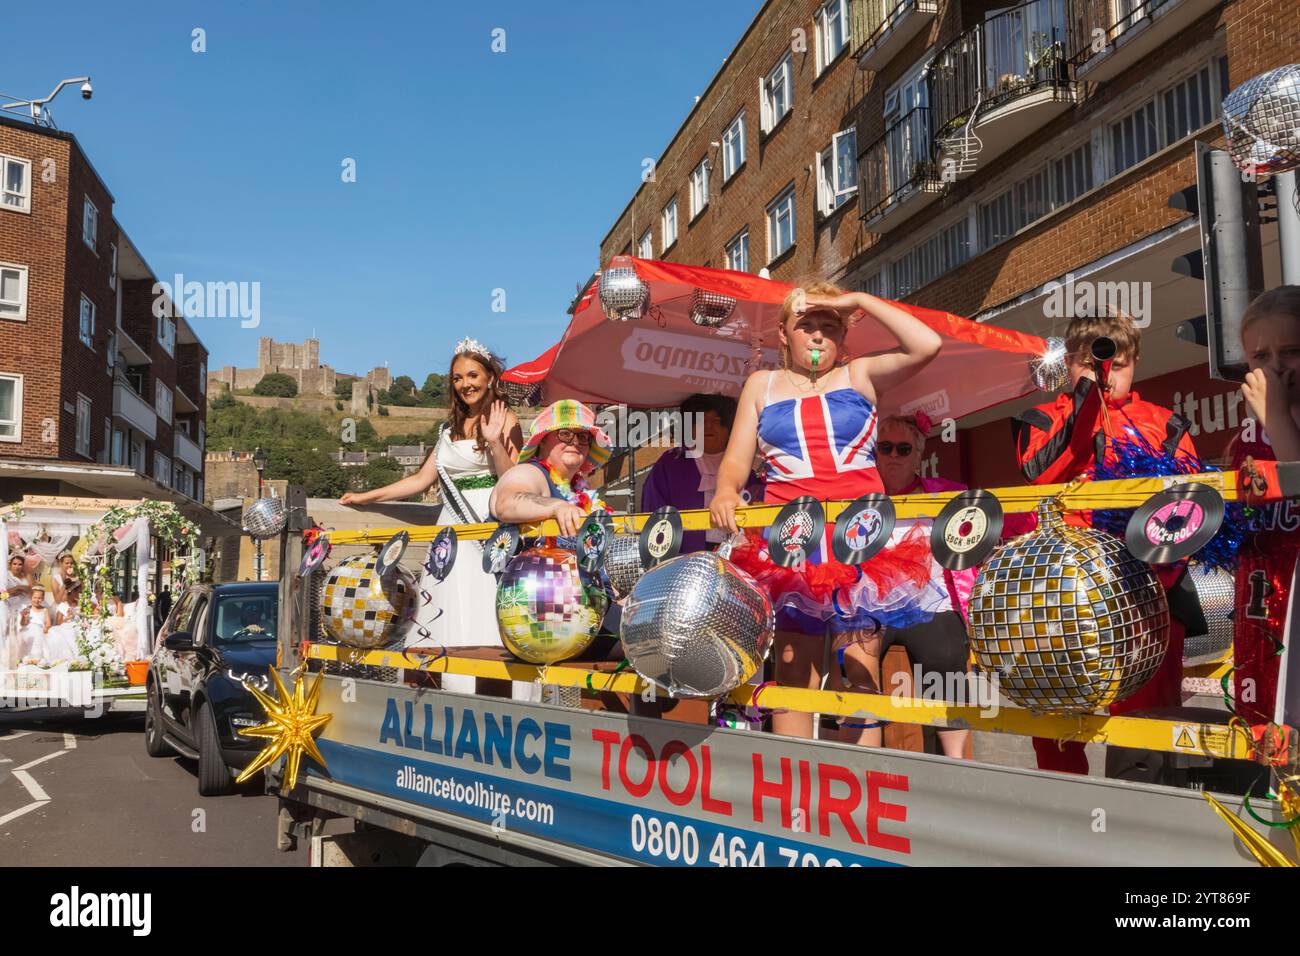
[225,669,269,692]
[229,716,262,729]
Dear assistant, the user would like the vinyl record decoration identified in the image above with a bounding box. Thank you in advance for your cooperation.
[374,530,410,578]
[321,553,417,649]
[639,506,683,570]
[577,511,613,574]
[298,536,332,578]
[766,496,826,569]
[425,527,458,583]
[967,495,1170,714]
[483,524,521,575]
[831,494,896,565]
[620,551,775,698]
[931,490,1004,571]
[1124,483,1225,565]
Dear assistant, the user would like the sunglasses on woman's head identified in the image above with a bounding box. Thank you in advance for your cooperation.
[553,429,592,447]
[877,441,913,457]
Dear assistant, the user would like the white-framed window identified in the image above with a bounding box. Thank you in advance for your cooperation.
[179,469,194,498]
[815,0,850,74]
[102,419,111,464]
[82,197,98,251]
[689,158,710,219]
[766,184,796,262]
[79,294,96,348]
[109,242,117,290]
[761,53,793,133]
[0,373,21,442]
[130,438,144,474]
[637,228,653,259]
[891,217,972,297]
[75,394,92,458]
[156,381,173,424]
[1052,141,1094,208]
[154,451,172,487]
[158,314,176,356]
[860,271,885,297]
[1109,61,1224,177]
[817,128,858,215]
[722,111,746,181]
[1,155,32,213]
[661,198,678,252]
[0,263,28,320]
[110,426,126,466]
[198,419,206,452]
[199,361,207,395]
[725,229,750,273]
[106,330,116,374]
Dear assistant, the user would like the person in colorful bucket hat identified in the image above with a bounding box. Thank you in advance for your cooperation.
[489,400,613,536]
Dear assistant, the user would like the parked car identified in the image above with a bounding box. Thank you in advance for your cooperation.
[144,582,279,796]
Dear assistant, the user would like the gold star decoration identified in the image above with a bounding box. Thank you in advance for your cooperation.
[235,667,332,791]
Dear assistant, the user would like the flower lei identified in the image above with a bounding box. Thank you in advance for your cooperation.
[545,463,612,515]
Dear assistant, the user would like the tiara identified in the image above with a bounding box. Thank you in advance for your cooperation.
[454,337,494,361]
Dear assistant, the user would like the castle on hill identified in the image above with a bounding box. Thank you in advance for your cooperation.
[208,337,392,401]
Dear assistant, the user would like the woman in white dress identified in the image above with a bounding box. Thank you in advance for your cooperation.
[4,554,34,667]
[341,339,525,696]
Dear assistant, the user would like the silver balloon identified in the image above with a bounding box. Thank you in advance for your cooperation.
[620,552,774,698]
[242,496,286,539]
[1030,336,1069,392]
[1222,64,1300,176]
[321,553,417,649]
[605,534,645,599]
[599,259,649,322]
[690,289,737,328]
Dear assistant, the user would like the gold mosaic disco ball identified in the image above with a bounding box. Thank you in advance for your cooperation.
[968,497,1170,714]
[321,553,416,649]
[496,547,609,664]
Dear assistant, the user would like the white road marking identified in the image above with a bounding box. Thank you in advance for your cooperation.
[0,731,31,740]
[62,733,76,750]
[15,750,67,772]
[12,769,50,802]
[0,799,48,827]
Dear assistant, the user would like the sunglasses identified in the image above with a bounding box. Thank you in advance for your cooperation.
[553,428,593,447]
[877,441,914,457]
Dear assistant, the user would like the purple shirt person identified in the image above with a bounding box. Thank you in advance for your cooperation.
[641,394,763,553]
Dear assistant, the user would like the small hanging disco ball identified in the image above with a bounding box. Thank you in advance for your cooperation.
[1030,336,1069,392]
[598,256,649,322]
[321,553,417,649]
[604,534,645,599]
[1222,64,1300,177]
[620,552,774,698]
[242,496,287,539]
[968,497,1170,714]
[495,547,609,664]
[689,289,737,328]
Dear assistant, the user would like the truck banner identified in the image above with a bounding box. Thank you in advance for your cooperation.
[303,675,1281,867]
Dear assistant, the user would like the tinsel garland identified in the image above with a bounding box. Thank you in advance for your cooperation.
[1088,436,1245,569]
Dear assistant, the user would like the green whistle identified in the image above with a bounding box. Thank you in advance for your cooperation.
[810,349,821,372]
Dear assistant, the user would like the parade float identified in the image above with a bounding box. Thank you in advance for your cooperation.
[228,254,1299,868]
[0,496,201,714]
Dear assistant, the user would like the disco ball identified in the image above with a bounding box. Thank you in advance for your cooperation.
[605,534,645,599]
[1222,64,1300,176]
[242,496,286,539]
[598,258,649,322]
[321,553,417,649]
[1030,336,1069,392]
[496,547,609,664]
[968,497,1170,714]
[690,289,737,328]
[620,552,774,698]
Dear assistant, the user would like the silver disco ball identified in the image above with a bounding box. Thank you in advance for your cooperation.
[968,497,1170,715]
[605,534,645,599]
[242,496,286,539]
[1030,336,1069,392]
[689,289,737,328]
[1222,64,1300,176]
[598,259,649,322]
[620,552,774,698]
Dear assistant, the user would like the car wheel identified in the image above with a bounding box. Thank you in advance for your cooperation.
[144,679,173,757]
[196,700,235,796]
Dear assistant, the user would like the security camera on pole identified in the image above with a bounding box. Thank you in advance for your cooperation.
[0,75,92,128]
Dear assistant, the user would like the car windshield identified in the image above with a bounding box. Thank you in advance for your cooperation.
[212,593,277,644]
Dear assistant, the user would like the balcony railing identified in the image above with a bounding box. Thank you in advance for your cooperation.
[851,0,940,71]
[929,0,1078,142]
[112,376,157,441]
[1069,0,1221,79]
[858,106,940,222]
[174,429,203,473]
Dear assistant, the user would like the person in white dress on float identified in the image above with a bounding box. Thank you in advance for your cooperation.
[340,339,525,696]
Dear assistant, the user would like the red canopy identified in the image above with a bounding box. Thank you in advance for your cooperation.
[504,259,1049,422]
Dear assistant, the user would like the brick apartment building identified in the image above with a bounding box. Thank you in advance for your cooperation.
[0,114,212,508]
[599,0,1296,494]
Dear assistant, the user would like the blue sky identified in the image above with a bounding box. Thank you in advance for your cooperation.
[6,0,760,381]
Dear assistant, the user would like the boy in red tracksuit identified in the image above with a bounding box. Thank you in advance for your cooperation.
[1011,314,1197,775]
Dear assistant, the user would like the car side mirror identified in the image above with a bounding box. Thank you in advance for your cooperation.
[163,631,195,652]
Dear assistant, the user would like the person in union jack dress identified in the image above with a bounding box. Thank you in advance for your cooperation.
[709,279,944,742]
